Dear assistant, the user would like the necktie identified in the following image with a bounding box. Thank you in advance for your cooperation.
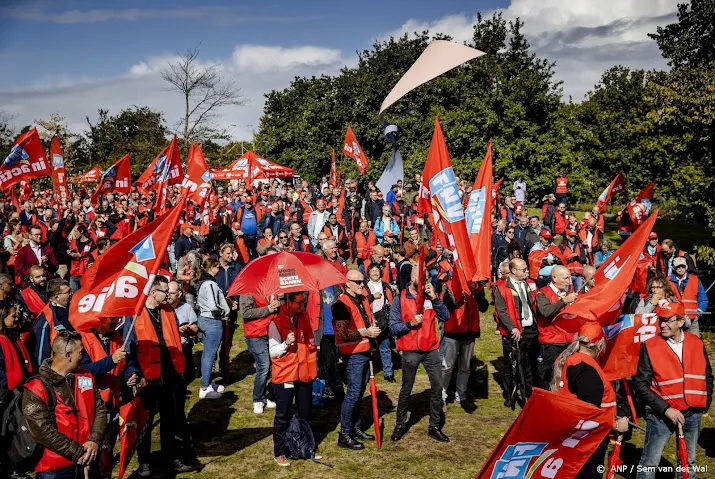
[517,282,529,320]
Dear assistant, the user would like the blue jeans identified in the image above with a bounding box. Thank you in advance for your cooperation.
[340,353,370,435]
[378,335,393,377]
[246,336,271,403]
[637,411,702,479]
[570,275,583,294]
[37,466,83,479]
[69,276,81,293]
[198,316,223,389]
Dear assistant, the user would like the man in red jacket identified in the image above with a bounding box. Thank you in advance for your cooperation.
[14,225,58,283]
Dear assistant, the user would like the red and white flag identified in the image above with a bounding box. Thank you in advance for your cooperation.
[600,313,660,380]
[596,172,625,213]
[552,211,659,333]
[49,136,69,200]
[626,182,655,227]
[465,142,493,282]
[181,144,213,235]
[91,154,131,205]
[329,150,337,186]
[136,135,183,194]
[0,128,50,189]
[418,117,476,290]
[476,388,614,479]
[342,126,369,175]
[69,198,186,332]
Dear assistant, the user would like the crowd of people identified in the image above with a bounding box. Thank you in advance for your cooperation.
[0,170,711,479]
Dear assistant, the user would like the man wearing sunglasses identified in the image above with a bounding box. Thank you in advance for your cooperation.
[633,301,713,479]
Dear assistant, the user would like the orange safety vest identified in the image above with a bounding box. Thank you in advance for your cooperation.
[80,331,125,409]
[39,304,64,349]
[396,289,439,352]
[134,307,185,380]
[299,199,314,224]
[493,279,537,337]
[354,231,377,260]
[234,236,250,264]
[0,334,33,389]
[536,285,575,345]
[270,311,317,384]
[669,275,701,320]
[645,333,708,411]
[557,352,617,413]
[553,212,568,235]
[562,242,584,276]
[24,373,96,473]
[69,238,93,277]
[333,294,372,355]
[555,176,568,195]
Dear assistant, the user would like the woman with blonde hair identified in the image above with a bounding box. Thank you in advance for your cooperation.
[551,322,629,478]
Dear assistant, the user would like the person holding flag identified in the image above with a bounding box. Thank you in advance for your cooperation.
[390,266,450,443]
[632,301,713,479]
[551,322,630,478]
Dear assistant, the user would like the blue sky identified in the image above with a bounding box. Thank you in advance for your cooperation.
[0,0,678,140]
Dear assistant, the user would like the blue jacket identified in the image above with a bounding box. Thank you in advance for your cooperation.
[669,273,709,318]
[389,289,449,337]
[33,304,74,366]
[79,330,121,381]
[373,216,400,241]
[215,261,241,296]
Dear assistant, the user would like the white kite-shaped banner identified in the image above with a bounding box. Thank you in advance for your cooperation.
[379,40,485,114]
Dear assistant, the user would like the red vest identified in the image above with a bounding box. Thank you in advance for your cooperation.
[494,279,537,337]
[69,239,93,277]
[354,231,377,260]
[669,275,700,320]
[645,333,708,411]
[20,287,47,317]
[396,290,439,352]
[80,331,125,409]
[557,352,617,413]
[243,296,274,339]
[562,242,584,276]
[290,235,311,252]
[0,334,32,389]
[25,373,96,473]
[334,294,372,355]
[300,199,314,224]
[555,176,568,194]
[554,212,568,235]
[270,311,317,384]
[134,307,185,380]
[39,304,62,349]
[527,246,562,280]
[536,285,575,345]
[444,278,484,335]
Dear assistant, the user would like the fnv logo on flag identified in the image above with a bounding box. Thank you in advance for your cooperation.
[466,187,486,234]
[430,167,465,224]
[1,128,50,189]
[126,234,157,278]
[603,254,631,280]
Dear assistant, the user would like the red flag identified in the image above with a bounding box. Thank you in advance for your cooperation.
[75,165,102,184]
[465,142,493,282]
[0,129,50,190]
[19,180,32,202]
[118,397,149,479]
[626,182,655,227]
[418,117,476,291]
[596,172,625,213]
[416,244,426,314]
[342,126,369,175]
[600,313,660,380]
[181,144,212,235]
[476,388,613,479]
[329,150,337,186]
[49,136,69,200]
[135,135,183,193]
[491,176,504,207]
[629,253,651,295]
[91,154,131,205]
[552,211,659,333]
[69,198,186,332]
[4,185,20,210]
[606,436,624,479]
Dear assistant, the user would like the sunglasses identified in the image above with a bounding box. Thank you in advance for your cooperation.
[349,279,366,286]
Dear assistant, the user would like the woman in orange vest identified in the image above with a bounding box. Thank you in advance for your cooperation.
[552,322,629,479]
[0,305,33,391]
[632,301,713,478]
[268,291,320,467]
[365,263,395,382]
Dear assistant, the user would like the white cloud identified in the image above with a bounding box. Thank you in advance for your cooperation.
[383,0,678,101]
[232,45,345,73]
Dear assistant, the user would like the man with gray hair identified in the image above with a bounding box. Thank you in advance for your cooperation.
[535,265,578,388]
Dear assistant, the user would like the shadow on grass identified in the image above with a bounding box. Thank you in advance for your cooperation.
[617,442,676,479]
[699,427,714,458]
[224,349,257,386]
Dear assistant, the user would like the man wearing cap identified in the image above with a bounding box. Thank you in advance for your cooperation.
[644,232,661,282]
[307,200,330,248]
[633,301,713,479]
[527,229,564,288]
[668,257,708,337]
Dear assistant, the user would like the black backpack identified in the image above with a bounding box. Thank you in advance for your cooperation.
[283,416,332,468]
[2,377,56,468]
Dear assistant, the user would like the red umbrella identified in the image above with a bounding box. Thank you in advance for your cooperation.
[227,251,346,297]
[369,359,382,449]
[118,397,149,479]
[606,434,623,479]
[677,423,691,479]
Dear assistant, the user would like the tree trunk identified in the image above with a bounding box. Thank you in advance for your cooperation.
[184,92,190,140]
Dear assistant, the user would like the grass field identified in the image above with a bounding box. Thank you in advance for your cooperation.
[127,308,715,479]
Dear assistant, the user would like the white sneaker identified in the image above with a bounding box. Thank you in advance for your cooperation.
[253,401,265,414]
[264,399,276,409]
[454,395,463,404]
[211,382,225,393]
[199,387,222,399]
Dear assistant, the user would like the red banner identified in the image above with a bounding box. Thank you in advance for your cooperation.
[0,129,50,190]
[329,150,337,186]
[91,154,131,205]
[476,388,613,479]
[19,180,32,202]
[492,176,504,208]
[135,135,182,193]
[418,117,476,290]
[49,136,69,200]
[118,397,148,479]
[465,141,493,282]
[69,198,186,332]
[626,182,655,227]
[343,126,369,175]
[601,313,660,380]
[181,144,212,234]
[552,211,658,333]
[596,172,625,213]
